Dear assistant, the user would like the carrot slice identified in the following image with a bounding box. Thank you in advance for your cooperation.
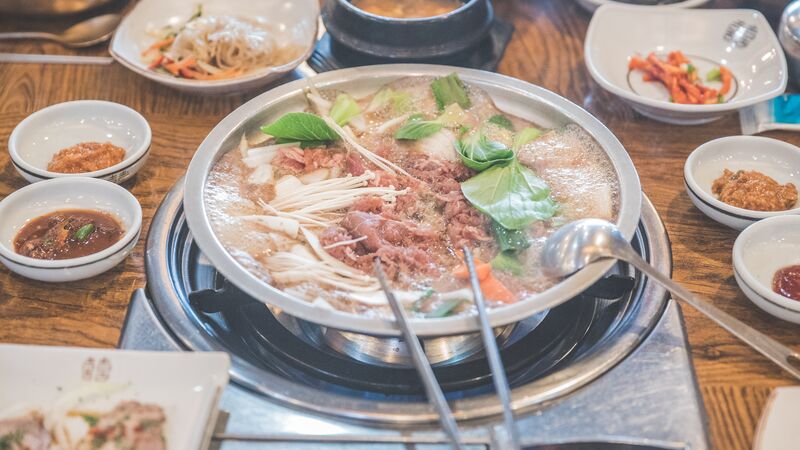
[453,261,491,281]
[719,66,732,95]
[479,276,516,303]
[146,55,163,70]
[141,37,175,56]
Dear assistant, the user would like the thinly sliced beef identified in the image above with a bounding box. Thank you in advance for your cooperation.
[408,157,472,194]
[321,211,438,278]
[319,227,359,262]
[272,147,344,174]
[350,196,386,214]
[346,152,366,175]
[444,198,493,247]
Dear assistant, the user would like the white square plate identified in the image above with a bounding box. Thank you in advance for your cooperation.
[110,0,319,94]
[585,5,787,124]
[754,386,800,450]
[0,344,230,450]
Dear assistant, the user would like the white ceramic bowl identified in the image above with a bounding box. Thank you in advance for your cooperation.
[110,0,319,95]
[585,5,787,125]
[575,0,711,14]
[733,215,800,324]
[0,177,142,282]
[684,136,800,230]
[8,100,151,184]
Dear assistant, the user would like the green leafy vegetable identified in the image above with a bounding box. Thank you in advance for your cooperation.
[438,103,467,128]
[261,112,339,143]
[368,87,412,113]
[411,288,436,312]
[512,127,542,150]
[686,64,696,74]
[706,67,721,82]
[491,251,524,276]
[74,224,95,241]
[456,133,514,171]
[461,160,558,230]
[458,125,471,136]
[329,94,361,126]
[394,116,443,140]
[424,298,464,318]
[431,73,471,111]
[488,114,514,131]
[82,414,100,427]
[492,221,531,252]
[717,94,725,104]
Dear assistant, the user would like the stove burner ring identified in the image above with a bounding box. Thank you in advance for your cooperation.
[274,307,528,367]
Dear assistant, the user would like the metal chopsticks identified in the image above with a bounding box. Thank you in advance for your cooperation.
[462,246,521,450]
[0,53,114,65]
[374,259,465,450]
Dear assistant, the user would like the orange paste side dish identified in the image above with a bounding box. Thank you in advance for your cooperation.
[47,141,126,174]
[711,169,798,212]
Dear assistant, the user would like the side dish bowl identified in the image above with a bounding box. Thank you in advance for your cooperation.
[181,64,642,337]
[109,0,318,94]
[0,177,142,282]
[585,6,787,125]
[733,215,800,324]
[8,100,151,184]
[575,0,711,14]
[684,136,800,230]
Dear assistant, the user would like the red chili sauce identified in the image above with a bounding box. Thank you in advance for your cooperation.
[773,264,800,301]
[14,209,124,260]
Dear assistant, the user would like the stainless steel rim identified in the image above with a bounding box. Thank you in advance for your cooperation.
[181,64,643,337]
[145,179,670,425]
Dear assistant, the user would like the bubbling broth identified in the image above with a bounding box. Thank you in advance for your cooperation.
[205,74,620,319]
[350,0,464,19]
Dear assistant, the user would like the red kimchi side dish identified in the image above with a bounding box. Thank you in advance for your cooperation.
[204,74,621,319]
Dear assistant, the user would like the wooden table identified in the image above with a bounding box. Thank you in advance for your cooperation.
[1,1,797,448]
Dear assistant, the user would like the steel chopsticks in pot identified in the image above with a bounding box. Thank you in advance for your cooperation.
[374,259,465,450]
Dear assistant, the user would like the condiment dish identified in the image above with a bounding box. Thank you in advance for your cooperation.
[0,177,142,282]
[8,100,151,184]
[585,6,787,125]
[684,136,800,230]
[575,0,711,14]
[733,215,800,324]
[109,0,318,94]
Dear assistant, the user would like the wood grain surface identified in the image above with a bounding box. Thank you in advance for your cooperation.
[0,1,797,449]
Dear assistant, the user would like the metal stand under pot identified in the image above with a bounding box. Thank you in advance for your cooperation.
[119,178,710,450]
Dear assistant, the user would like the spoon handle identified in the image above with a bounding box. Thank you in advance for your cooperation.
[623,249,800,380]
[0,32,55,42]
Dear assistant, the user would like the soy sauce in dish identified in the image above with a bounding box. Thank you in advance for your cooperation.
[773,264,800,301]
[350,0,463,19]
[14,209,124,260]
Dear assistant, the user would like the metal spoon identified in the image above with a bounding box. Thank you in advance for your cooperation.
[0,14,121,48]
[542,218,800,380]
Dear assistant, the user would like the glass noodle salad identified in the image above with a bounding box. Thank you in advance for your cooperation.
[141,6,301,80]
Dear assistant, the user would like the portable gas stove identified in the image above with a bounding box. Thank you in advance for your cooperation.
[119,179,710,449]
